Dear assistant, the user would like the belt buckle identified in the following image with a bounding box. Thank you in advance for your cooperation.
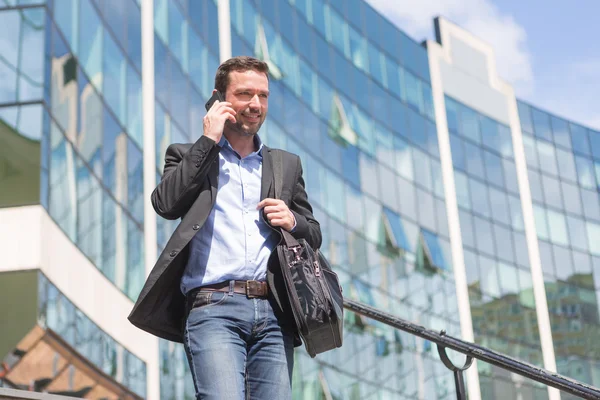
[246,280,260,298]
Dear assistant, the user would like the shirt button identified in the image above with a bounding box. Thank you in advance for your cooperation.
[192,224,200,230]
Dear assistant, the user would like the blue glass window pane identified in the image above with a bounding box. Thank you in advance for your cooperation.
[450,134,465,170]
[488,186,510,226]
[397,176,417,220]
[494,225,515,264]
[80,0,103,92]
[277,0,295,46]
[348,24,368,72]
[473,216,495,256]
[550,116,571,150]
[103,29,127,126]
[484,151,504,188]
[561,181,582,216]
[154,35,169,107]
[547,210,568,246]
[581,189,600,221]
[570,123,591,156]
[541,175,563,210]
[463,141,485,180]
[528,169,544,204]
[567,217,588,251]
[341,144,360,189]
[326,5,349,58]
[496,124,513,158]
[294,13,313,62]
[312,0,327,37]
[417,188,436,232]
[413,149,432,191]
[459,211,475,248]
[367,45,385,87]
[585,222,600,256]
[127,138,143,223]
[454,171,470,210]
[503,159,519,194]
[421,82,435,121]
[127,66,143,147]
[169,62,189,134]
[368,78,389,126]
[313,34,333,82]
[154,0,168,44]
[555,147,577,183]
[445,97,459,133]
[205,1,219,53]
[460,106,481,144]
[404,70,422,113]
[394,136,413,180]
[188,30,208,93]
[469,178,491,219]
[126,0,142,72]
[522,134,538,169]
[531,108,553,142]
[103,0,126,45]
[589,129,600,161]
[575,155,596,189]
[375,122,395,169]
[168,0,188,72]
[517,101,533,134]
[55,0,79,54]
[536,140,558,176]
[242,0,257,42]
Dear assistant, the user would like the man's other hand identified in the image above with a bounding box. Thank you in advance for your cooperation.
[257,198,296,232]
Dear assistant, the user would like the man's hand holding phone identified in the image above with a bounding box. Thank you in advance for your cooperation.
[203,91,236,143]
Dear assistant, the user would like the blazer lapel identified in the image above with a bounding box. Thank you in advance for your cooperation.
[261,146,273,200]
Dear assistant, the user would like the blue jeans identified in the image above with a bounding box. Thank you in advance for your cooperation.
[183,286,295,400]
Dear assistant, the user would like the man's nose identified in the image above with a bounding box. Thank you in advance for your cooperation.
[249,94,261,107]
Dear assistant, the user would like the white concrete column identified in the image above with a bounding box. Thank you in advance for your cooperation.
[426,40,482,400]
[504,91,560,400]
[218,0,232,61]
[141,0,159,398]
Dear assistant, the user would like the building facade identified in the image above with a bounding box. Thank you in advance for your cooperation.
[0,0,598,399]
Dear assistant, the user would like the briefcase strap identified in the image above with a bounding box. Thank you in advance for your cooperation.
[272,150,301,250]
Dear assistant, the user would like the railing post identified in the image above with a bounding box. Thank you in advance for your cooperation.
[436,331,474,400]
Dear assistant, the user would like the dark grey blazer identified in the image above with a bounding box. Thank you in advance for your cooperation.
[127,135,322,342]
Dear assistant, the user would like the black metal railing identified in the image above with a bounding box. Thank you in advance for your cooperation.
[343,298,600,400]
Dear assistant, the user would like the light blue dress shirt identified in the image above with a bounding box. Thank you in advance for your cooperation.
[181,136,280,295]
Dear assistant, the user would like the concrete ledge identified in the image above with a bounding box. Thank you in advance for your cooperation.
[0,388,80,400]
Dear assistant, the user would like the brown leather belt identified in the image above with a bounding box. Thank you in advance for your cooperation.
[190,280,268,299]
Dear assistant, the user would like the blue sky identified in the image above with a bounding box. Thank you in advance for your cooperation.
[365,0,600,130]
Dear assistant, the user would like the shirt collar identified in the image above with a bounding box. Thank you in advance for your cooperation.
[218,135,264,158]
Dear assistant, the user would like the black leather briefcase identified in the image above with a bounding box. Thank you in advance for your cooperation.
[272,150,343,357]
[276,229,344,357]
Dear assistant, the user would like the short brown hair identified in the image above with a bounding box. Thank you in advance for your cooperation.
[214,56,269,94]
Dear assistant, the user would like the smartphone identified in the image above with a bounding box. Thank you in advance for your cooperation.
[205,90,225,111]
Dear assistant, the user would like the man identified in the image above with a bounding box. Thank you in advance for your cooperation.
[128,56,321,399]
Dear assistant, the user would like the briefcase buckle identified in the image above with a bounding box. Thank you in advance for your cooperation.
[289,245,302,262]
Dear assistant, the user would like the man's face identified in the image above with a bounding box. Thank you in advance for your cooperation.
[224,69,269,136]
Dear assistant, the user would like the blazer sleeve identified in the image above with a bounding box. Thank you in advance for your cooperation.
[151,135,220,220]
[289,156,322,250]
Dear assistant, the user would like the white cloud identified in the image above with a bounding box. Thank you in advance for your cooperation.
[365,0,534,95]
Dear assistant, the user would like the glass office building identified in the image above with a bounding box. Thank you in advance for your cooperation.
[0,0,598,399]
